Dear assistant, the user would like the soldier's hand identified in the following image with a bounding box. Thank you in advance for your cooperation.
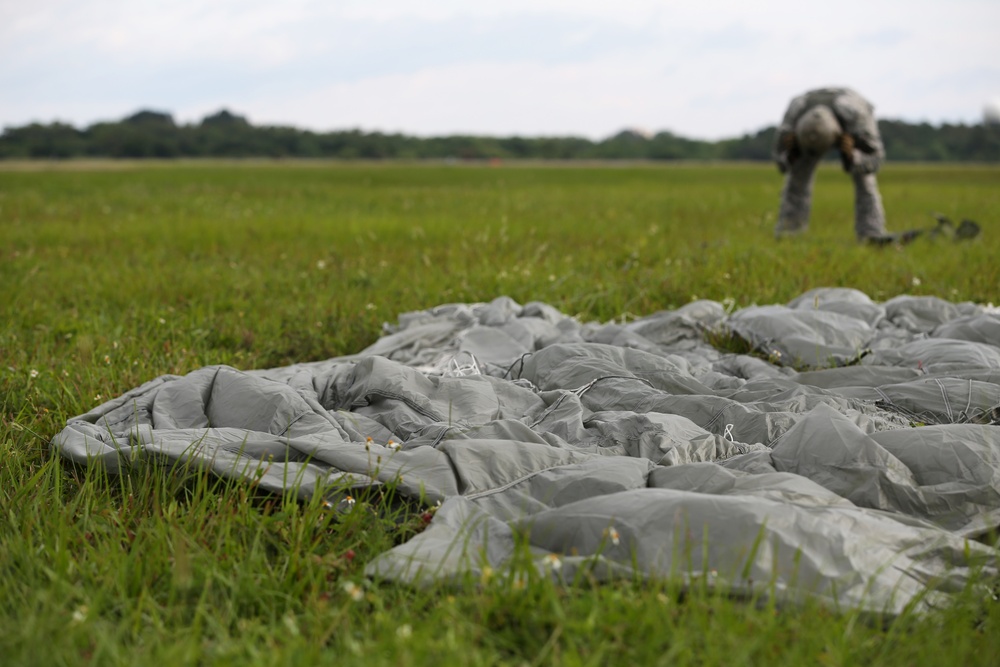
[780,132,797,153]
[838,133,855,154]
[838,134,855,172]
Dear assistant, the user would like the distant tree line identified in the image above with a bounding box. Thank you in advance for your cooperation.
[2,109,998,162]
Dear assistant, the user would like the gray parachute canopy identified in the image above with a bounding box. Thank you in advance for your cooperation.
[52,287,1000,614]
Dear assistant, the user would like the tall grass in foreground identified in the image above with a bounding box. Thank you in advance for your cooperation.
[2,161,999,665]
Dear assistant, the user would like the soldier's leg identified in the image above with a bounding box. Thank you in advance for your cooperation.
[852,171,887,240]
[775,154,821,237]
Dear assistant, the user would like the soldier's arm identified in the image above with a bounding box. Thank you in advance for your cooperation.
[833,91,885,174]
[773,94,808,172]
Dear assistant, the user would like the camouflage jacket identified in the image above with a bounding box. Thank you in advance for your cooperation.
[773,87,885,173]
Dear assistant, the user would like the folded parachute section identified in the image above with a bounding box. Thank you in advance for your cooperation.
[52,288,1000,614]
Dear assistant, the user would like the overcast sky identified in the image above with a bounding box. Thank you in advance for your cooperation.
[2,0,998,140]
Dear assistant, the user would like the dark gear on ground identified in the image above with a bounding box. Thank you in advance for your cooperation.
[773,87,887,241]
[869,214,983,247]
[928,214,982,241]
[956,218,982,239]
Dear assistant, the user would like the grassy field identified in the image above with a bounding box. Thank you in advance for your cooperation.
[2,160,999,665]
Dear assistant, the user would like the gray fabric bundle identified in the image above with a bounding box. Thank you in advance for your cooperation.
[52,287,1000,614]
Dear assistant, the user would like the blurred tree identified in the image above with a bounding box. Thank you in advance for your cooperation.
[1,110,997,162]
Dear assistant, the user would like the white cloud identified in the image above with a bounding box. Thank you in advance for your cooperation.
[2,0,998,136]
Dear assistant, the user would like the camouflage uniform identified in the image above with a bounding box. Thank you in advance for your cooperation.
[773,87,887,240]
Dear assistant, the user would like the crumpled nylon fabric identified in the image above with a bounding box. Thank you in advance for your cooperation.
[52,287,1000,614]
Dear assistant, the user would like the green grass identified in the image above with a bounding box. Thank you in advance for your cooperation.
[2,160,999,665]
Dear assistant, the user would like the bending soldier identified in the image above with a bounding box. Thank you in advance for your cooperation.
[773,87,889,242]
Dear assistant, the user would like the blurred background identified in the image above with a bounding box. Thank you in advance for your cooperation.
[2,0,998,147]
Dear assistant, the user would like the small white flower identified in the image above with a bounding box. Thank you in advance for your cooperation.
[344,495,356,509]
[158,318,166,325]
[62,370,69,377]
[342,581,365,602]
[386,440,401,451]
[316,260,327,270]
[94,394,103,402]
[104,355,111,364]
[29,369,39,378]
[71,605,88,624]
[604,526,621,546]
[282,613,300,636]
[543,553,562,571]
[911,276,922,287]
[365,303,376,311]
[395,624,412,640]
[345,638,363,656]
[113,341,119,349]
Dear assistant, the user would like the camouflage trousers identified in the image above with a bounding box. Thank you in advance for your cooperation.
[775,153,887,240]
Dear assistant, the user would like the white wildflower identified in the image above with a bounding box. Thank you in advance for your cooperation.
[395,624,413,640]
[316,260,327,270]
[342,581,364,602]
[911,276,922,287]
[282,613,300,636]
[29,369,39,379]
[544,553,562,571]
[604,526,621,546]
[71,605,88,624]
